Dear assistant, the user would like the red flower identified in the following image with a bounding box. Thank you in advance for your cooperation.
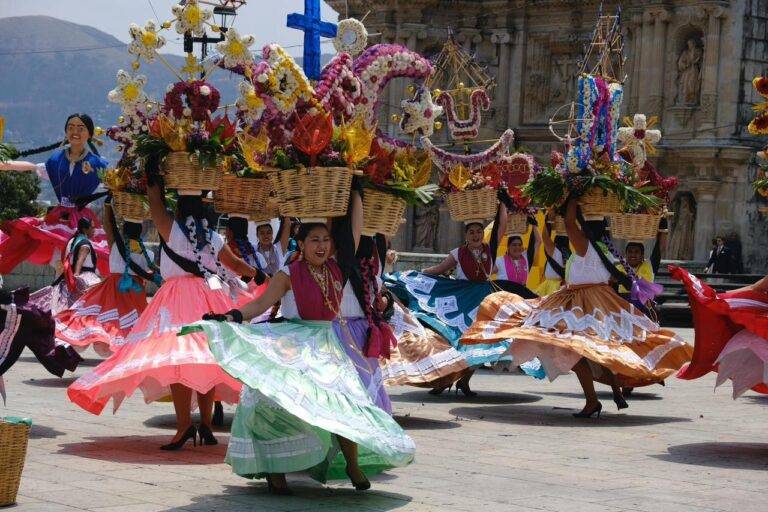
[754,76,768,96]
[291,112,333,168]
[206,115,237,149]
[480,163,502,189]
[363,139,394,185]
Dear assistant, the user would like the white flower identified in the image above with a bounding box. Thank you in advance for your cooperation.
[108,70,149,114]
[128,20,165,63]
[256,73,268,83]
[171,0,211,37]
[236,81,266,123]
[183,107,192,117]
[200,85,211,96]
[217,28,255,69]
[333,18,368,56]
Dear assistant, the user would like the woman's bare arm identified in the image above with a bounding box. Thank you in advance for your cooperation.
[73,246,90,275]
[147,182,173,241]
[218,244,257,278]
[103,203,115,247]
[423,254,457,276]
[238,272,291,320]
[565,197,588,257]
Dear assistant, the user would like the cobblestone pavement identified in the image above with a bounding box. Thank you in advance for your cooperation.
[3,327,766,512]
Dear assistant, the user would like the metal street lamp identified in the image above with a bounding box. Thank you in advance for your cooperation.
[180,0,245,77]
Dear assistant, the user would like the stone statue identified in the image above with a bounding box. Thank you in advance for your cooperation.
[676,39,702,105]
[413,202,439,251]
[667,193,696,260]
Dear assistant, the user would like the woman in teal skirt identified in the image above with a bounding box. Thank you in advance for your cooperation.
[190,219,415,494]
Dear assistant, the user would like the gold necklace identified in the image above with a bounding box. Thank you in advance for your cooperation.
[307,262,342,319]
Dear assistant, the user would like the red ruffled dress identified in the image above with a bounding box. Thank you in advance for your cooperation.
[671,266,768,397]
[67,222,242,414]
[0,149,110,275]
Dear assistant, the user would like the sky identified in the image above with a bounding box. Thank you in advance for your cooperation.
[0,0,340,57]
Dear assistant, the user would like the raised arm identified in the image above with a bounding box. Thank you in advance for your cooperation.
[147,181,173,241]
[218,244,259,279]
[350,190,363,253]
[541,214,556,258]
[103,202,115,247]
[423,254,458,276]
[565,197,588,257]
[527,219,541,263]
[238,272,291,320]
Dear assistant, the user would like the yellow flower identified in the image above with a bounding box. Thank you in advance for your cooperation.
[341,116,374,167]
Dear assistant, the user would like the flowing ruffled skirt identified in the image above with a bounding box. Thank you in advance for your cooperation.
[67,276,242,415]
[29,271,101,315]
[188,319,415,482]
[461,284,693,387]
[380,302,469,388]
[55,274,148,356]
[334,318,391,413]
[0,206,109,275]
[384,271,538,368]
[1,288,82,399]
[670,266,768,397]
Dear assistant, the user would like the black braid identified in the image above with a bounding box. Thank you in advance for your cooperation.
[575,208,632,291]
[18,141,64,157]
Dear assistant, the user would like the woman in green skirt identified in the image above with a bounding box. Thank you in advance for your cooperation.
[191,220,415,494]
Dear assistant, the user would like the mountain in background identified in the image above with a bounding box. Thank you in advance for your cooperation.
[0,15,330,203]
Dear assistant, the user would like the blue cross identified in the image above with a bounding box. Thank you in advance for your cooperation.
[287,0,338,80]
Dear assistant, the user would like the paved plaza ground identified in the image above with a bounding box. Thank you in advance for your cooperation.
[2,327,766,512]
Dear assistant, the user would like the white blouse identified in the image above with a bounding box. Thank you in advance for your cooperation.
[108,242,154,275]
[544,248,564,280]
[495,254,528,281]
[160,222,224,279]
[278,265,361,319]
[566,244,612,286]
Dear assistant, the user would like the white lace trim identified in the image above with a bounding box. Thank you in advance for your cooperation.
[400,272,476,333]
[522,305,660,344]
[0,304,21,367]
[380,347,466,382]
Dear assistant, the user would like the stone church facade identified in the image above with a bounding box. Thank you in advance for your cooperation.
[328,0,768,271]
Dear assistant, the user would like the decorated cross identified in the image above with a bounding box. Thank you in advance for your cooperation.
[617,113,661,169]
[287,0,338,81]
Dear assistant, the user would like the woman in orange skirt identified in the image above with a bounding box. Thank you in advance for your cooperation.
[461,196,693,417]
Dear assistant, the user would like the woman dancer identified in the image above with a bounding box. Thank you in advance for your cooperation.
[54,201,160,356]
[0,114,110,275]
[225,216,268,306]
[672,268,768,398]
[192,220,414,494]
[461,196,693,417]
[253,218,292,276]
[535,217,569,296]
[68,156,259,449]
[495,227,540,285]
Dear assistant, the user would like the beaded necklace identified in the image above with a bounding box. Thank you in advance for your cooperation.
[307,261,343,321]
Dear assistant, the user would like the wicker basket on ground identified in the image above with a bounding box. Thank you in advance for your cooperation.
[112,191,150,223]
[579,187,621,219]
[268,167,354,219]
[163,151,223,192]
[0,419,31,506]
[505,213,528,236]
[362,189,407,237]
[607,213,662,241]
[446,188,498,222]
[213,174,273,218]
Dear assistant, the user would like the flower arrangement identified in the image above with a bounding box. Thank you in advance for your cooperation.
[100,162,148,195]
[749,76,768,135]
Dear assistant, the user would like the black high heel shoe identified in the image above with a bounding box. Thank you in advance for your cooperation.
[345,466,371,491]
[455,376,477,397]
[573,402,602,419]
[212,401,224,426]
[613,393,629,410]
[428,384,452,395]
[160,425,197,450]
[198,424,218,445]
[266,474,292,495]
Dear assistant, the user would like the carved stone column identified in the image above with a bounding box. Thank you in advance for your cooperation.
[627,15,643,114]
[491,30,513,129]
[508,27,525,127]
[648,8,670,118]
[700,5,725,133]
[637,11,655,113]
[690,180,721,260]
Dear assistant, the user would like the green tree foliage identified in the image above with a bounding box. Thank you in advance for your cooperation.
[0,171,41,221]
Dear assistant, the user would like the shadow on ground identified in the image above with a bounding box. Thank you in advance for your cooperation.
[534,390,664,402]
[19,355,103,368]
[448,404,692,427]
[393,415,461,430]
[160,482,412,512]
[58,435,229,464]
[144,413,233,431]
[391,390,542,406]
[22,376,77,388]
[29,424,66,439]
[652,442,768,471]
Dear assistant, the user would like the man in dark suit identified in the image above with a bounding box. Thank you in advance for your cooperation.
[707,236,732,274]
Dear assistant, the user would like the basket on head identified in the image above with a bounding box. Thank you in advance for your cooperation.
[112,191,150,223]
[250,196,280,223]
[268,167,354,218]
[446,188,498,222]
[579,187,621,219]
[0,419,31,506]
[163,151,223,192]
[607,213,662,241]
[553,216,567,235]
[362,189,407,237]
[213,173,273,218]
[505,213,528,236]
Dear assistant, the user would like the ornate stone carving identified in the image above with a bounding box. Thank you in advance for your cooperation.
[675,38,703,106]
[667,192,697,260]
[413,202,440,252]
[549,55,579,105]
[700,92,717,119]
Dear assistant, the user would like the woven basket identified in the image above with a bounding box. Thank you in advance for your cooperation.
[579,187,622,219]
[163,151,223,191]
[268,167,353,218]
[0,420,30,506]
[505,213,528,236]
[553,216,567,234]
[362,189,407,237]
[213,174,273,217]
[446,188,498,222]
[250,197,280,222]
[608,213,662,241]
[112,191,149,222]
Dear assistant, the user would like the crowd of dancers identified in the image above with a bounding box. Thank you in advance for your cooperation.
[1,113,767,495]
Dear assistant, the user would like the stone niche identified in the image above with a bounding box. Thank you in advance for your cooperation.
[665,23,705,134]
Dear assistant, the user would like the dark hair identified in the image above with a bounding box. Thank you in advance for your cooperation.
[65,113,95,137]
[123,221,143,241]
[582,219,608,242]
[227,217,249,240]
[554,235,571,259]
[256,222,273,234]
[508,235,523,245]
[465,222,483,232]
[76,217,93,234]
[625,242,645,255]
[296,222,328,242]
[175,195,205,221]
